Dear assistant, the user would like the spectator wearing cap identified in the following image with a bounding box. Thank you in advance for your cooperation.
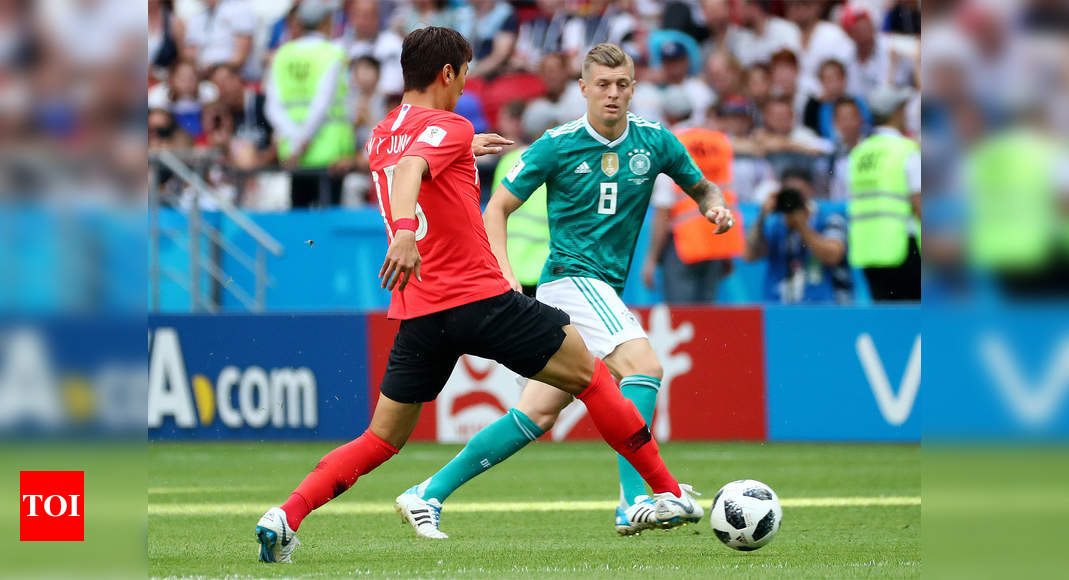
[647,28,702,76]
[785,0,858,99]
[183,0,255,78]
[745,167,853,304]
[846,85,920,301]
[265,0,354,207]
[839,2,916,101]
[343,0,405,96]
[658,40,712,127]
[802,59,872,141]
[730,0,801,68]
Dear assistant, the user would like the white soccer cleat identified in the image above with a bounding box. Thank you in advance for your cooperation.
[654,483,704,529]
[614,496,659,536]
[395,486,448,539]
[255,506,300,563]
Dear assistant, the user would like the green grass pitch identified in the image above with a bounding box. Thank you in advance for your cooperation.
[149,441,919,578]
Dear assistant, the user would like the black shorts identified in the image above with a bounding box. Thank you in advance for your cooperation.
[380,290,570,404]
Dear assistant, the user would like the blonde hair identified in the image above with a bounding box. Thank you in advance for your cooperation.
[581,43,634,80]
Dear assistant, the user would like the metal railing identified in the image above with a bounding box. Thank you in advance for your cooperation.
[149,151,284,312]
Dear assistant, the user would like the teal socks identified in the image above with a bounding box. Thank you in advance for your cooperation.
[418,408,544,503]
[617,375,660,507]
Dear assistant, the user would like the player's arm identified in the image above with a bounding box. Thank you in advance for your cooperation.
[379,155,428,292]
[682,178,734,234]
[483,183,526,292]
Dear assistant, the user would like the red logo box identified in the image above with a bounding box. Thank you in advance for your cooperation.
[20,471,84,541]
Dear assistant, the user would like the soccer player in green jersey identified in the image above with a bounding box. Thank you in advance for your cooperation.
[395,44,734,537]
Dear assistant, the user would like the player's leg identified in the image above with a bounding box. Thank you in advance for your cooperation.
[604,338,664,515]
[531,325,702,526]
[257,316,456,560]
[255,395,417,562]
[409,381,570,509]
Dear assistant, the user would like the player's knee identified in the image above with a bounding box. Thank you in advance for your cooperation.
[527,410,558,431]
[611,353,662,380]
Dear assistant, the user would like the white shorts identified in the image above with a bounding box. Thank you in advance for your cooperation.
[536,276,647,359]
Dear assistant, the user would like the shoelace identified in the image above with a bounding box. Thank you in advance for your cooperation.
[426,503,442,529]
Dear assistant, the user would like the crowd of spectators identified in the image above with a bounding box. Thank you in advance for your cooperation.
[147,0,922,303]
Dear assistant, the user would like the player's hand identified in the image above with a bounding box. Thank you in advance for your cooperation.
[641,259,657,289]
[705,206,735,234]
[503,271,522,293]
[379,230,422,291]
[471,133,513,156]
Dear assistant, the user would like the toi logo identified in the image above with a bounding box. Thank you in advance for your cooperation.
[20,471,84,541]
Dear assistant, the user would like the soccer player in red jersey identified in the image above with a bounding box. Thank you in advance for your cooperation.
[254,27,700,563]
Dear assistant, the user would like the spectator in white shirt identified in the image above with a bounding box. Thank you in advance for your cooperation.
[755,97,834,158]
[184,0,255,78]
[839,2,916,100]
[785,0,858,98]
[730,0,801,68]
[344,0,405,95]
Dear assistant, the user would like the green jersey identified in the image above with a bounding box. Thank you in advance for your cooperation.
[501,113,704,294]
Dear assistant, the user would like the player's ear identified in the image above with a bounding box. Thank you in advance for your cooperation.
[442,64,454,84]
[578,77,586,96]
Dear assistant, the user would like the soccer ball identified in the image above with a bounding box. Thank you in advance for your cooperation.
[709,479,782,551]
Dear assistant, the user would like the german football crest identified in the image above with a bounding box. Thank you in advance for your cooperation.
[628,148,651,175]
[601,152,619,177]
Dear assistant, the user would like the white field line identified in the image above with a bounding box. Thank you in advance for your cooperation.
[148,496,919,516]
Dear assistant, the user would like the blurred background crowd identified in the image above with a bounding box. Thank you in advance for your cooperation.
[144,0,932,306]
[146,0,920,209]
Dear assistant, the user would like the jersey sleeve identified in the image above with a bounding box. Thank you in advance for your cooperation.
[501,133,557,201]
[660,129,705,189]
[404,116,475,180]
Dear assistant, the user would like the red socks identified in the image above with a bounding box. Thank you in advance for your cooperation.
[576,358,681,497]
[281,430,399,530]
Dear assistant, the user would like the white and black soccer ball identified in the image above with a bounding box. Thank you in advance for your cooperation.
[709,479,782,551]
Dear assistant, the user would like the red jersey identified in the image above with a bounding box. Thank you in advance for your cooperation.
[367,104,510,319]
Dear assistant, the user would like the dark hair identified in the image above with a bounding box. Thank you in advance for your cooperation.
[818,59,846,78]
[764,96,793,113]
[780,166,813,185]
[503,100,526,119]
[401,26,472,92]
[354,55,381,74]
[833,96,859,114]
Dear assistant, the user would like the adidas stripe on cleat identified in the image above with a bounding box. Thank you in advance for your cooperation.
[395,486,448,539]
[615,497,659,536]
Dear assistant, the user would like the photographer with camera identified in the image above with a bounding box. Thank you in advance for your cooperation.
[745,167,853,304]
